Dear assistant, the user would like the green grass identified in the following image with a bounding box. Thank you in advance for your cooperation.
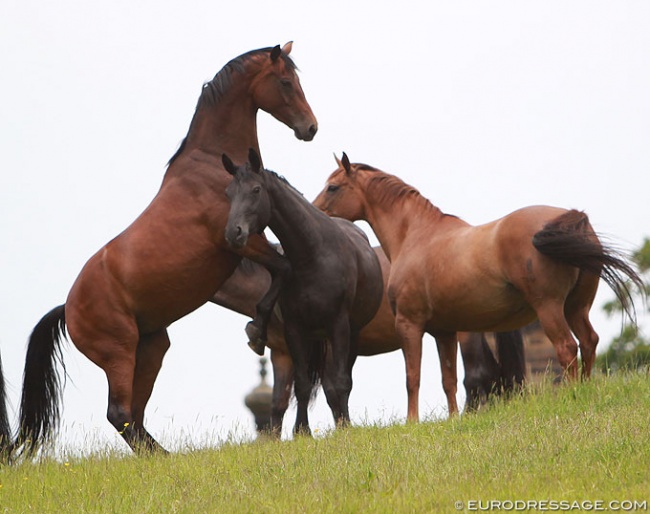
[1,373,649,513]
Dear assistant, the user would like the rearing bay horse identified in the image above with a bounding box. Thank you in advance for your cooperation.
[12,43,317,457]
[313,154,643,421]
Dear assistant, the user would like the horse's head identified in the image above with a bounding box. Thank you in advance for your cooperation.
[313,152,366,221]
[252,42,318,142]
[223,149,271,249]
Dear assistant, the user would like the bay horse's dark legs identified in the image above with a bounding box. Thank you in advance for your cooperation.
[129,329,171,452]
[269,349,294,437]
[97,332,164,454]
[433,331,459,416]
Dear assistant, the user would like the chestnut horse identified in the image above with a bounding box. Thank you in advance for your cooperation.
[222,150,383,434]
[212,248,525,431]
[11,44,317,457]
[313,154,642,421]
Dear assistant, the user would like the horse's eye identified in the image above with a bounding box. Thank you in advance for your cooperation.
[280,79,293,89]
[253,186,262,194]
[327,184,339,193]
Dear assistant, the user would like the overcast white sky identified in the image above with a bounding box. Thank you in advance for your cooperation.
[1,1,649,454]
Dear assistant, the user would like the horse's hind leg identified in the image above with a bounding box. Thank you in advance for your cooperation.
[536,303,579,379]
[568,311,599,379]
[565,273,600,379]
[432,332,459,416]
[324,314,353,427]
[283,320,312,436]
[69,312,153,453]
[269,349,294,437]
[130,329,171,452]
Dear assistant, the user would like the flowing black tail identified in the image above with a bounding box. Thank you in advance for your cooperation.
[532,210,645,323]
[10,305,67,460]
[495,330,526,392]
[0,351,12,459]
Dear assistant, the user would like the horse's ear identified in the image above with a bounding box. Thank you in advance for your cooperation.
[341,152,352,176]
[222,153,237,175]
[270,45,282,62]
[333,152,342,168]
[248,148,262,173]
[281,41,293,55]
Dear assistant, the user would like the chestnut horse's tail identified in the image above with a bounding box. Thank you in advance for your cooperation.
[0,350,12,460]
[10,304,67,460]
[532,210,644,323]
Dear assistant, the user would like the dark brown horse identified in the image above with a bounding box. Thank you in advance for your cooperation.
[11,43,317,458]
[313,154,643,422]
[222,150,383,434]
[212,246,526,430]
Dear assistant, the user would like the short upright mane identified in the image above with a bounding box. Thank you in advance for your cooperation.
[168,47,297,166]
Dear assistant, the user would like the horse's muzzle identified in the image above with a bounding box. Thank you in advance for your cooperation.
[294,122,318,142]
[225,225,249,249]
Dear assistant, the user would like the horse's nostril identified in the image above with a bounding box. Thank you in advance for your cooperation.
[236,226,243,236]
[309,124,318,137]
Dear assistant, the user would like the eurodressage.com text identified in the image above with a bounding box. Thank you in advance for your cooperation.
[458,499,648,511]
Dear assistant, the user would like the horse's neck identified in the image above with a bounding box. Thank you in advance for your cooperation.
[183,83,261,165]
[266,175,322,262]
[361,176,444,261]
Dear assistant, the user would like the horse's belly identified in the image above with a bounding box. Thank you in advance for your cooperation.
[131,252,241,332]
[427,285,536,333]
[68,239,240,337]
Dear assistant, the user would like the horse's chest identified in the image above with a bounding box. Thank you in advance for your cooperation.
[281,271,346,322]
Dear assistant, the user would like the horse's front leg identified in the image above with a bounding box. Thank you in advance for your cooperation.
[232,235,291,355]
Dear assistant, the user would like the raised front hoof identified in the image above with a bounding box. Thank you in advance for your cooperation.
[248,339,266,356]
[245,321,266,355]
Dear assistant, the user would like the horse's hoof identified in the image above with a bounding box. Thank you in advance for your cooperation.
[248,339,266,356]
[245,322,266,355]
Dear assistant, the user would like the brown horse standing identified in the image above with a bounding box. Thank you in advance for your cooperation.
[11,43,317,457]
[313,154,642,422]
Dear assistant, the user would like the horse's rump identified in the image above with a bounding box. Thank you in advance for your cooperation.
[532,209,642,321]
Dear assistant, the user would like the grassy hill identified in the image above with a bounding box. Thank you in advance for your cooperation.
[1,373,648,513]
